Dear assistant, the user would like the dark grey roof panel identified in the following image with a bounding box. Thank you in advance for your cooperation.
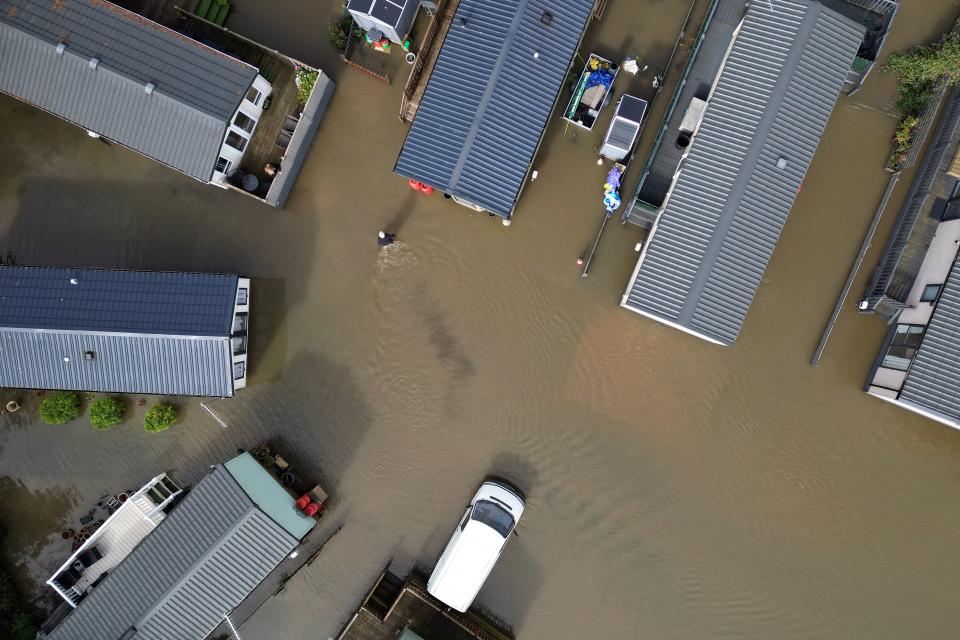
[48,466,298,640]
[622,0,864,344]
[372,0,404,27]
[899,259,960,421]
[394,0,594,218]
[347,0,376,14]
[0,266,238,335]
[0,21,228,181]
[0,0,257,120]
[0,329,234,396]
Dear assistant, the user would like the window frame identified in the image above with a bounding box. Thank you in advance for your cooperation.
[215,156,232,175]
[233,111,256,134]
[225,131,248,152]
[920,283,942,303]
[245,86,262,106]
[233,360,246,380]
[881,323,926,371]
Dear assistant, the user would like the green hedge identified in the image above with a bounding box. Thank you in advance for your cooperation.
[90,397,125,430]
[144,404,177,433]
[39,391,81,425]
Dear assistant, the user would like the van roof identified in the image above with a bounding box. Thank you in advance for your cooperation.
[428,520,505,611]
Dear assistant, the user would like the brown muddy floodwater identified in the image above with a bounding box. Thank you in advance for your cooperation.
[3,1,960,638]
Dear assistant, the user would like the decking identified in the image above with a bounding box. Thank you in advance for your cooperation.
[862,85,960,314]
[336,570,511,640]
[399,0,454,122]
[622,0,745,228]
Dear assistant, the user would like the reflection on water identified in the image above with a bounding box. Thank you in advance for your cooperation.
[2,1,960,638]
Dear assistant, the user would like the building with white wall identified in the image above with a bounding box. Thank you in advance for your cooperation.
[0,266,250,397]
[0,0,271,193]
[862,86,960,429]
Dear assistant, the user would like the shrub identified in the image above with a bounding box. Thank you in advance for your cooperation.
[295,67,319,105]
[90,397,125,430]
[9,612,37,640]
[39,391,81,425]
[884,32,960,165]
[327,17,351,50]
[144,404,177,433]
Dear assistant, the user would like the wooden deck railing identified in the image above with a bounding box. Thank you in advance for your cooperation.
[400,0,449,121]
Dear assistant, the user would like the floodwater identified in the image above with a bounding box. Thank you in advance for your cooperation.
[3,1,960,638]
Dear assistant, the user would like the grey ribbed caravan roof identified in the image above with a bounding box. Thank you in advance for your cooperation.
[621,0,864,345]
[48,465,298,640]
[394,0,595,218]
[0,266,240,396]
[898,259,960,422]
[0,0,258,181]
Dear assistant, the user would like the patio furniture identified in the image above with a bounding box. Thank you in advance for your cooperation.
[283,115,299,133]
[275,130,292,150]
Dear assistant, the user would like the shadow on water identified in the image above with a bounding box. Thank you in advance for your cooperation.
[385,191,418,235]
[488,451,541,501]
[480,540,544,635]
[248,278,288,385]
[240,350,374,503]
[4,177,319,308]
[412,288,476,417]
[0,477,74,600]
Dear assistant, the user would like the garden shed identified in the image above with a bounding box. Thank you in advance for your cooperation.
[347,0,418,44]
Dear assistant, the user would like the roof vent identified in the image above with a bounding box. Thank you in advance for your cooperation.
[69,277,78,285]
[776,157,788,169]
[83,351,95,361]
[55,42,66,55]
[88,57,99,70]
[540,11,553,27]
[144,82,155,95]
[63,356,71,363]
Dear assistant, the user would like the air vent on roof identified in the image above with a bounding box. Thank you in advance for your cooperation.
[540,11,553,27]
[88,57,99,70]
[55,42,66,55]
[84,351,95,361]
[69,277,78,285]
[144,82,155,95]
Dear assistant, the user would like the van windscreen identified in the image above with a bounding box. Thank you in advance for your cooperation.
[472,500,514,537]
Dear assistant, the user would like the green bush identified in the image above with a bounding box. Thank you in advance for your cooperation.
[9,612,37,640]
[327,16,351,50]
[885,32,960,164]
[144,404,177,433]
[90,397,125,430]
[0,566,36,640]
[295,67,319,105]
[39,391,81,425]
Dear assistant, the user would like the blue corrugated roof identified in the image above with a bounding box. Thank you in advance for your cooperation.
[0,266,238,336]
[622,0,864,345]
[394,0,595,218]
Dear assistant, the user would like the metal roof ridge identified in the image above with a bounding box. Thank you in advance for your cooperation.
[446,0,533,195]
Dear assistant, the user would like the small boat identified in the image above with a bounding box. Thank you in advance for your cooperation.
[600,94,648,161]
[563,54,619,131]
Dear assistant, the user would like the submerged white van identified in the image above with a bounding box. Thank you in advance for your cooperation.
[427,480,525,612]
